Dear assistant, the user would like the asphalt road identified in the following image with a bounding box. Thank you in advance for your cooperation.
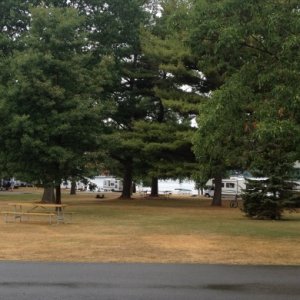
[0,262,299,300]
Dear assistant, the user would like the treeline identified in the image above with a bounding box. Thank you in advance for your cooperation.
[0,1,299,218]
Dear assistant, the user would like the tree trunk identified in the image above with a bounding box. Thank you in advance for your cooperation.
[55,185,62,204]
[150,177,159,197]
[41,187,55,203]
[132,182,136,193]
[70,180,76,195]
[120,162,133,199]
[211,174,222,206]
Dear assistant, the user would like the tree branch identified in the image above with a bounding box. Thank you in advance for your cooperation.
[241,37,279,60]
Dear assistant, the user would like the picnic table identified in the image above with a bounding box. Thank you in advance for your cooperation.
[1,202,71,224]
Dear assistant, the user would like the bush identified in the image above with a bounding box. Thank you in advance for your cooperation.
[242,177,295,220]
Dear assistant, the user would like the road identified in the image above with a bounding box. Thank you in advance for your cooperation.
[0,262,299,299]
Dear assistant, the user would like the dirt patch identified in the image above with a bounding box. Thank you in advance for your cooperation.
[1,225,299,265]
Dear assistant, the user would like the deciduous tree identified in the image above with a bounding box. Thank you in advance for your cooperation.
[191,0,300,212]
[3,6,106,203]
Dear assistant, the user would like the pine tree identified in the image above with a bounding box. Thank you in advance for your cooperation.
[95,0,153,198]
[136,0,206,196]
[242,176,294,220]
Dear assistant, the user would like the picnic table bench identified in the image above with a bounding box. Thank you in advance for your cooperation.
[1,211,56,224]
[1,202,73,224]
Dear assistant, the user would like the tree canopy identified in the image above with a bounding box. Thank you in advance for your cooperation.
[191,0,300,211]
[0,0,299,212]
[1,6,107,201]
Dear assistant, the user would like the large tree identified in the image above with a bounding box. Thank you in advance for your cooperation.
[191,0,300,210]
[193,81,249,205]
[2,6,107,203]
[75,0,157,199]
[0,0,34,179]
[134,0,206,196]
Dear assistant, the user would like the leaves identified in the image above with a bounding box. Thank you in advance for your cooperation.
[1,5,106,184]
[191,0,300,211]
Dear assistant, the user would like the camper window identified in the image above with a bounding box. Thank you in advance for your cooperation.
[221,183,224,188]
[226,183,235,188]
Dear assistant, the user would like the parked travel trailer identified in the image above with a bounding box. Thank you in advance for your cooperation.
[136,179,199,196]
[102,178,123,192]
[204,177,246,197]
[61,180,86,191]
[62,176,123,192]
[290,161,300,190]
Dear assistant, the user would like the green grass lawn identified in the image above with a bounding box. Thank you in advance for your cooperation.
[81,198,300,238]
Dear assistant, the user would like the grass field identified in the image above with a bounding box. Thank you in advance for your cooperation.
[0,188,299,265]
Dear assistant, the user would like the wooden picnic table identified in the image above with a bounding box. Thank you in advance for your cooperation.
[2,202,70,224]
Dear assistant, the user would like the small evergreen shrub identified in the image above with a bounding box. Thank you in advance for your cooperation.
[242,176,295,220]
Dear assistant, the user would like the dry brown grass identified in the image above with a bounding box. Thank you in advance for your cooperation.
[0,188,299,265]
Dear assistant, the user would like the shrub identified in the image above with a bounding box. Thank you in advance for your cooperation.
[242,177,295,220]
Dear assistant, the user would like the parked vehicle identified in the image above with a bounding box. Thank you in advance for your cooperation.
[204,177,246,197]
[103,178,123,192]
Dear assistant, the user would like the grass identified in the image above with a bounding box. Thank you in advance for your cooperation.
[0,188,299,265]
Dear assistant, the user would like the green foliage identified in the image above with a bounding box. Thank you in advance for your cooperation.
[133,119,196,179]
[135,0,206,185]
[242,177,295,220]
[0,0,32,55]
[2,6,106,185]
[1,0,298,207]
[193,78,250,178]
[191,0,300,208]
[66,0,154,197]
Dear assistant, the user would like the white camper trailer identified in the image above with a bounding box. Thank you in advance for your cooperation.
[204,177,246,197]
[62,180,86,191]
[102,178,123,192]
[62,176,123,192]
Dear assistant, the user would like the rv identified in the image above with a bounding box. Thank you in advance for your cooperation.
[204,177,246,197]
[61,176,123,192]
[102,178,123,192]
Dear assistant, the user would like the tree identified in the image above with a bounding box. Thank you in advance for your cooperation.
[242,176,295,220]
[41,0,205,199]
[77,0,157,199]
[2,6,106,203]
[0,0,34,180]
[191,0,300,212]
[134,0,206,196]
[188,0,240,205]
[193,80,249,205]
[0,0,31,55]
